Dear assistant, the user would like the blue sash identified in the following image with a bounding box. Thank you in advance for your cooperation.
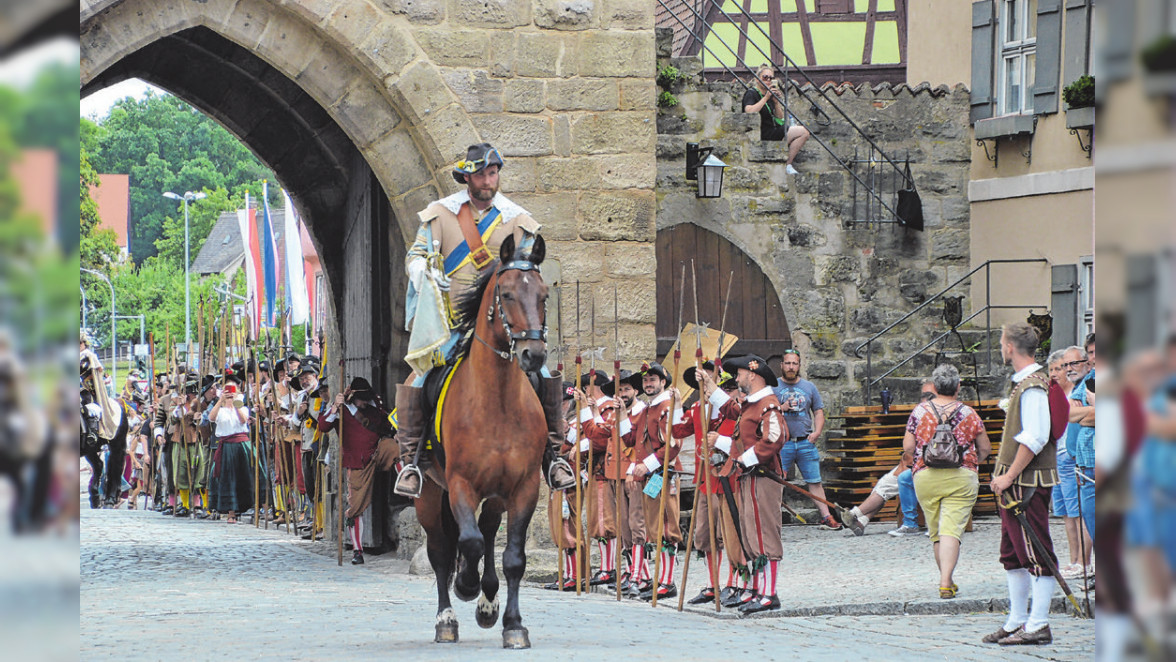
[443,207,501,275]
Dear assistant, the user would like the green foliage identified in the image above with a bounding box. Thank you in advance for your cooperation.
[656,65,681,90]
[657,90,679,108]
[1142,34,1176,72]
[88,91,276,264]
[1062,74,1095,109]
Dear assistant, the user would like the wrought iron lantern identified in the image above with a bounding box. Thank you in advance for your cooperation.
[685,142,728,198]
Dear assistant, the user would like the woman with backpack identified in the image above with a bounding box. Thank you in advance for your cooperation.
[903,363,992,599]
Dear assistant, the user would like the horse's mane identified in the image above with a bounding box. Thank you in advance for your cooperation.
[451,260,500,359]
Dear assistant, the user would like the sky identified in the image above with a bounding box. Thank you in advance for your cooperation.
[81,78,166,120]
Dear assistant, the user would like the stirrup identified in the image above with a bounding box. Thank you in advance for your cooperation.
[394,464,423,498]
[546,456,576,491]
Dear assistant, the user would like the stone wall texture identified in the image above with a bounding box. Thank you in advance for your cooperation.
[81,0,660,367]
[655,29,982,419]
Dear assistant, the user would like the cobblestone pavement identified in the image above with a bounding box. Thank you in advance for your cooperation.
[82,502,1094,661]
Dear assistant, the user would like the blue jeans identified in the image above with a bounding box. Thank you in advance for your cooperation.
[1051,451,1080,517]
[897,468,918,528]
[1077,465,1095,541]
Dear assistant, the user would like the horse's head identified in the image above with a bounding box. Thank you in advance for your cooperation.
[492,233,549,372]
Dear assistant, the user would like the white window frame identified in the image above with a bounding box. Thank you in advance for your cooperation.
[997,0,1037,116]
[1078,255,1094,343]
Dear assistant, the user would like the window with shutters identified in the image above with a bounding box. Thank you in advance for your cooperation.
[998,0,1038,115]
[1079,255,1093,341]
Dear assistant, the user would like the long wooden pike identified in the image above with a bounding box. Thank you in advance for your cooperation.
[249,315,263,529]
[584,290,597,587]
[336,355,346,566]
[612,285,624,602]
[146,331,156,511]
[679,259,722,613]
[572,280,584,595]
[652,263,686,608]
[554,285,565,593]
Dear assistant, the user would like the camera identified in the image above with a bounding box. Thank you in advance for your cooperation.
[224,384,238,395]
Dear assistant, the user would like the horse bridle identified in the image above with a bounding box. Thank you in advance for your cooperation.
[477,259,548,362]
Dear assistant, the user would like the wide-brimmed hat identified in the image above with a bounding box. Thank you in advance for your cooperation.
[724,355,776,385]
[638,361,671,386]
[201,374,218,394]
[347,377,376,402]
[562,380,576,402]
[286,352,301,364]
[602,371,639,397]
[578,369,611,388]
[452,143,504,184]
[297,357,320,378]
[274,359,287,375]
[682,361,735,391]
[222,369,243,385]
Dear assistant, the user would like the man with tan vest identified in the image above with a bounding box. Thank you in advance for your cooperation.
[393,143,575,499]
[984,322,1060,646]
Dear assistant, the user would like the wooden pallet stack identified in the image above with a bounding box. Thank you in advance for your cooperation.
[823,400,1008,523]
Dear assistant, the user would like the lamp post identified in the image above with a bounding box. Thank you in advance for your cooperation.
[81,267,116,387]
[164,190,207,362]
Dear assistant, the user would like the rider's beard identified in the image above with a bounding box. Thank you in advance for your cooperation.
[469,182,497,202]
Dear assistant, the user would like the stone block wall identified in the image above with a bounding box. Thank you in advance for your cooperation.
[655,29,980,418]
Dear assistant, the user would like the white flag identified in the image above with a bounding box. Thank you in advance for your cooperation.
[283,190,310,324]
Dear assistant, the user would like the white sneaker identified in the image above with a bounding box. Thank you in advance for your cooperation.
[786,164,799,175]
[888,525,920,537]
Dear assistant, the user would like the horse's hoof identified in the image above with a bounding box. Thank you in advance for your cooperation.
[502,627,530,649]
[434,609,458,643]
[475,594,500,629]
[454,578,479,603]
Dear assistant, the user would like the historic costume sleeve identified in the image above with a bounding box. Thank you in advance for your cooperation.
[641,404,682,472]
[672,402,698,439]
[619,400,646,448]
[1015,386,1050,454]
[582,406,616,454]
[707,389,740,454]
[740,405,786,467]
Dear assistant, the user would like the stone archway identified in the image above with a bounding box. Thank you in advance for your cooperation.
[79,0,484,390]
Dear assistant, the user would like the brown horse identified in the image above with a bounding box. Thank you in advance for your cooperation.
[415,233,550,649]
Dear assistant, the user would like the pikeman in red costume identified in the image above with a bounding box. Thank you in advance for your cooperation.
[319,377,396,566]
[575,369,621,588]
[702,355,787,614]
[674,362,740,606]
[622,361,685,602]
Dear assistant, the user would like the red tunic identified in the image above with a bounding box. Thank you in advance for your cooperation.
[672,400,738,494]
[621,392,682,472]
[318,403,393,470]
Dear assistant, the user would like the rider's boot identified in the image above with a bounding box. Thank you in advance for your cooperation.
[392,384,427,498]
[538,374,576,491]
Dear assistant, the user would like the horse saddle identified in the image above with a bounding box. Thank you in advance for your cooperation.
[419,356,467,480]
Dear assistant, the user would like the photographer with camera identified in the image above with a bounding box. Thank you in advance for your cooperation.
[208,371,252,524]
[742,64,809,175]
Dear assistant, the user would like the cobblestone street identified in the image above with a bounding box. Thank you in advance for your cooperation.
[82,500,1094,661]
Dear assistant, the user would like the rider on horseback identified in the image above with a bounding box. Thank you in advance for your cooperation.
[393,143,576,498]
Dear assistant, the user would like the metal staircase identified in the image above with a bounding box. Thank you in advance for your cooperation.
[853,259,1050,404]
[655,0,916,226]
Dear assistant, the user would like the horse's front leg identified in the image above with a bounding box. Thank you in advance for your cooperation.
[502,481,539,649]
[418,481,459,643]
[476,501,504,629]
[448,478,484,602]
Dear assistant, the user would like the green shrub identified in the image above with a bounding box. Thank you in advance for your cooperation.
[656,65,681,90]
[658,90,679,108]
[1062,74,1095,109]
[1142,34,1176,72]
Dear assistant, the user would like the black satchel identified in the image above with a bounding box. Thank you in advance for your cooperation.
[895,161,923,231]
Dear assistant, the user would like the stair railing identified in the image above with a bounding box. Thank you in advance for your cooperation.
[853,258,1050,403]
[658,0,911,223]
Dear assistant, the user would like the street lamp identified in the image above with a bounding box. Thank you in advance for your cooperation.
[164,190,207,361]
[81,267,116,387]
[684,142,728,198]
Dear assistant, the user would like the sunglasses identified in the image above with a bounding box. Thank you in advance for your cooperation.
[455,148,502,174]
[760,75,774,81]
[782,349,800,356]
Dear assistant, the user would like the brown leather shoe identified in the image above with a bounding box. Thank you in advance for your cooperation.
[981,625,1021,644]
[998,625,1052,646]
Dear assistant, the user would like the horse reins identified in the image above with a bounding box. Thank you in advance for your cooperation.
[474,259,548,363]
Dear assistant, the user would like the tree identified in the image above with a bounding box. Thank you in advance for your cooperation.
[154,186,239,269]
[89,91,276,263]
